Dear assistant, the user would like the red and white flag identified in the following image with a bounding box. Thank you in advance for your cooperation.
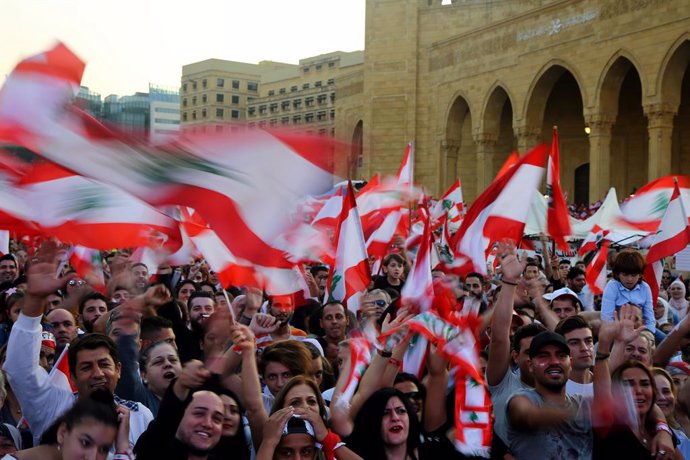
[0,43,335,278]
[365,209,407,264]
[586,240,610,295]
[48,343,76,392]
[495,152,519,180]
[431,179,465,230]
[69,246,105,292]
[644,181,690,302]
[578,224,610,256]
[324,182,371,312]
[397,142,414,187]
[450,145,548,275]
[401,206,434,313]
[619,176,690,231]
[546,127,572,250]
[18,162,181,250]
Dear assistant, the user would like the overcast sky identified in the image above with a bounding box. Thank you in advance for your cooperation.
[2,0,366,96]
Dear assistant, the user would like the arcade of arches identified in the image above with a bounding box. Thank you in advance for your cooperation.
[336,1,690,206]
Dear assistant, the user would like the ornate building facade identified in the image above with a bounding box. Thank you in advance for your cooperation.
[335,0,690,204]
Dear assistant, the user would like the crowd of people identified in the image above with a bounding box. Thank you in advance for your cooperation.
[0,234,687,460]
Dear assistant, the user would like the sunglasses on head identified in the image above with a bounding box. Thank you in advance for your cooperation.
[68,279,86,287]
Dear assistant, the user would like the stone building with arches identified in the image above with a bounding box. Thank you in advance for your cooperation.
[334,0,690,204]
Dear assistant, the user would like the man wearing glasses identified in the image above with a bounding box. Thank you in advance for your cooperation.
[358,289,391,322]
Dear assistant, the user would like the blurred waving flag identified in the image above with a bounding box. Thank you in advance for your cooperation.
[0,43,336,277]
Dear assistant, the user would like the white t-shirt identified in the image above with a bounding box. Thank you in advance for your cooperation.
[566,379,593,399]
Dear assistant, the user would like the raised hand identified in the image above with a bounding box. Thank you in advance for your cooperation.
[249,313,279,335]
[114,404,130,453]
[381,306,414,335]
[230,324,255,353]
[176,360,211,391]
[144,284,172,309]
[618,304,644,344]
[496,240,523,282]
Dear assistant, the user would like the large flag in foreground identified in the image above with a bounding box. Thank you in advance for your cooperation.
[644,181,690,302]
[450,145,548,275]
[324,182,371,312]
[546,127,572,250]
[0,43,335,275]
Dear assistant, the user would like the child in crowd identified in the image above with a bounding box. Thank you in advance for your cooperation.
[601,250,655,332]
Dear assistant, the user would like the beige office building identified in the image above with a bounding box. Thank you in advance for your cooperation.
[335,0,690,204]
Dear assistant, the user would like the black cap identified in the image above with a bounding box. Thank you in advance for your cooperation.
[528,331,570,358]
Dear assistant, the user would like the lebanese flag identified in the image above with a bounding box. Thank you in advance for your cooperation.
[578,224,610,256]
[178,207,305,294]
[397,142,414,187]
[401,206,434,313]
[644,181,690,302]
[0,43,334,276]
[365,209,408,264]
[17,162,181,250]
[586,239,610,295]
[69,246,105,292]
[619,176,690,231]
[546,127,572,250]
[431,179,465,228]
[0,231,9,256]
[324,182,371,312]
[450,145,548,275]
[49,343,76,392]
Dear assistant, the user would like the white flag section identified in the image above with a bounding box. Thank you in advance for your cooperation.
[0,231,8,255]
[644,181,690,302]
[397,142,414,187]
[324,182,371,312]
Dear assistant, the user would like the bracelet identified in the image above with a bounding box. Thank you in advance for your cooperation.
[501,279,519,286]
[388,357,402,369]
[595,352,610,361]
[113,452,133,460]
[321,430,343,460]
[378,349,393,358]
[656,422,673,436]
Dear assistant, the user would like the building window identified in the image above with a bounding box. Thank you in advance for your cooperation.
[330,93,335,102]
[270,119,277,127]
[192,96,197,106]
[303,66,310,73]
[291,85,298,92]
[317,94,327,104]
[293,115,301,124]
[303,83,310,90]
[202,94,207,104]
[305,113,314,122]
[217,78,225,88]
[315,81,322,88]
[192,82,197,90]
[315,64,322,71]
[182,112,188,121]
[305,97,314,107]
[202,79,207,89]
[216,108,224,118]
[330,109,335,119]
[232,80,240,89]
[317,111,327,121]
[202,109,207,118]
[270,103,278,113]
[216,94,224,103]
[259,105,267,114]
[328,62,335,68]
[281,117,289,125]
[268,90,275,96]
[182,83,187,92]
[293,99,302,109]
[192,111,197,120]
[232,95,240,104]
[319,128,327,136]
[248,107,256,116]
[281,101,290,110]
[248,82,258,91]
[247,97,254,103]
[231,110,239,119]
[327,78,335,85]
[183,98,187,107]
[279,88,286,94]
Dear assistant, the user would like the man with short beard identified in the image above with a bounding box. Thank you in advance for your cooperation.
[158,290,214,362]
[317,302,349,363]
[0,255,18,284]
[78,292,108,333]
[506,331,593,459]
[131,262,150,294]
[255,295,307,350]
[555,315,594,398]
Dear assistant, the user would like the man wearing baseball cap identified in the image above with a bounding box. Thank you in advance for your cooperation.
[543,287,582,321]
[666,361,690,391]
[506,330,593,459]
